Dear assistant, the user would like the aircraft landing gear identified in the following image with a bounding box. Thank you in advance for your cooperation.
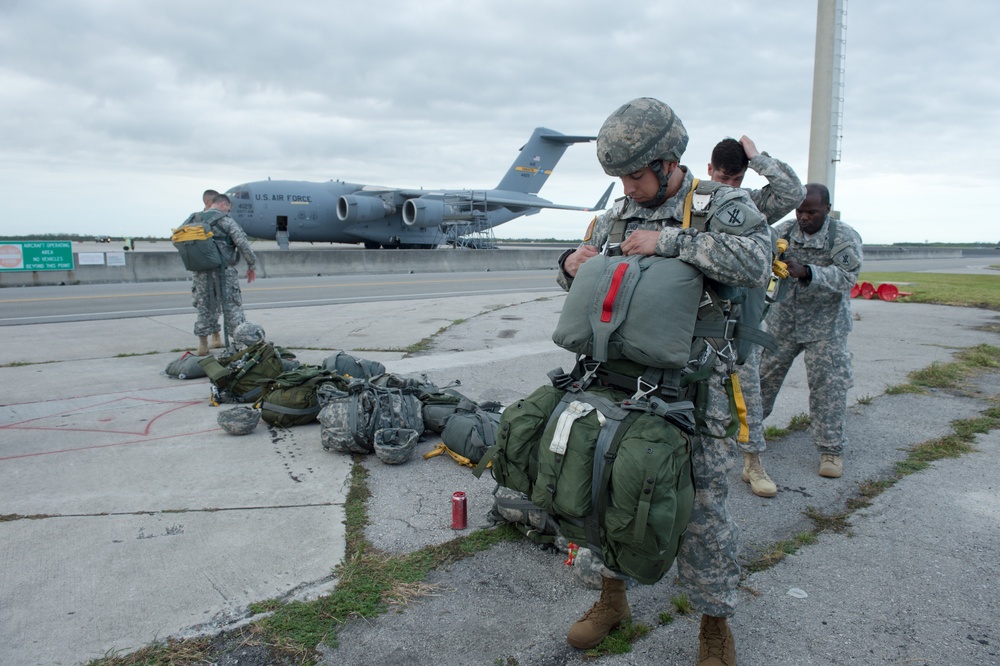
[363,241,381,249]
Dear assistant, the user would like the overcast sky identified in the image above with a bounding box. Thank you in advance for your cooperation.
[1,0,997,245]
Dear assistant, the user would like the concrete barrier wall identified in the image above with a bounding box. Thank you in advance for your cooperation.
[0,245,971,287]
[0,249,567,286]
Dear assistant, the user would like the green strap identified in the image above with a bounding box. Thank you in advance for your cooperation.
[632,463,657,545]
[692,320,779,353]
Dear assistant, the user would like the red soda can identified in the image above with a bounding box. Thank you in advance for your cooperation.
[451,491,468,530]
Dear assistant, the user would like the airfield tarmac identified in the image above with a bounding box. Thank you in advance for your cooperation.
[2,271,1000,665]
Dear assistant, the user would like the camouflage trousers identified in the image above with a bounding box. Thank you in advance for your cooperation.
[600,363,741,617]
[759,336,853,455]
[735,343,765,454]
[192,267,246,338]
[673,364,741,618]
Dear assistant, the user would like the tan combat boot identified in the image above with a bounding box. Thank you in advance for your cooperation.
[196,336,209,356]
[698,614,736,666]
[210,332,223,349]
[741,452,777,497]
[819,454,843,478]
[566,577,630,649]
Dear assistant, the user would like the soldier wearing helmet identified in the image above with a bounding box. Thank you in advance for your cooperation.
[557,98,772,666]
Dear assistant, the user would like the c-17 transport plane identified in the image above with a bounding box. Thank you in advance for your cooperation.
[224,127,613,249]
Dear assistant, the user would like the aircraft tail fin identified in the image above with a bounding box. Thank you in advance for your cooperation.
[494,128,595,194]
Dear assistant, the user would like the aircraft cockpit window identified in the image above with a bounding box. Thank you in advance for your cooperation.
[226,190,250,200]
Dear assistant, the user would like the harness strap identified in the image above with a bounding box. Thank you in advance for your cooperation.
[692,320,779,353]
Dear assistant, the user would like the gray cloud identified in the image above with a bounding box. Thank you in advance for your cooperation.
[0,0,997,243]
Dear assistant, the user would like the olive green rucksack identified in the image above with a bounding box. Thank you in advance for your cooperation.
[198,341,286,403]
[476,377,695,585]
[259,366,348,427]
[172,211,226,272]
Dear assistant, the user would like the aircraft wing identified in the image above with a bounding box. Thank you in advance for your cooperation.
[396,182,615,213]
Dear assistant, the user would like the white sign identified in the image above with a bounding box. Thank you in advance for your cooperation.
[106,252,126,267]
[78,252,106,265]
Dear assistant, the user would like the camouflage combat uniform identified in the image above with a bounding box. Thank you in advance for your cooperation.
[733,153,806,454]
[192,213,257,339]
[758,215,863,456]
[558,167,771,618]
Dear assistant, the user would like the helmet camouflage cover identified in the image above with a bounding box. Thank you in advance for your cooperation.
[597,97,689,176]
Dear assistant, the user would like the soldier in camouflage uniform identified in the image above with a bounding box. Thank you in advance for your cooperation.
[758,183,863,479]
[192,194,257,356]
[557,98,772,666]
[708,136,806,497]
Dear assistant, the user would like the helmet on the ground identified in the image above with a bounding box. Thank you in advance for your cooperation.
[596,98,689,176]
[218,406,260,435]
[233,321,266,347]
[373,428,419,465]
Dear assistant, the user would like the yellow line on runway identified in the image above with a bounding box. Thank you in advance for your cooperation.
[0,274,549,303]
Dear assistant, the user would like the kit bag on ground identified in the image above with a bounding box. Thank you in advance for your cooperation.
[197,341,286,403]
[172,210,226,272]
[260,366,348,427]
[477,376,695,585]
[164,351,208,379]
[318,376,424,455]
[439,400,502,464]
[321,351,386,380]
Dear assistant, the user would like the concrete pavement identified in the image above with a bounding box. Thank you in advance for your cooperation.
[1,289,999,665]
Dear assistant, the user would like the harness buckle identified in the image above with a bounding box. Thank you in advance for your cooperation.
[723,319,738,340]
[632,376,659,401]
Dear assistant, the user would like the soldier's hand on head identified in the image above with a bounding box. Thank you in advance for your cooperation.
[739,135,760,161]
[563,244,599,277]
[621,230,660,257]
[246,269,256,284]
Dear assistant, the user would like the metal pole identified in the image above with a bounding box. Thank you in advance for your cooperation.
[807,0,847,205]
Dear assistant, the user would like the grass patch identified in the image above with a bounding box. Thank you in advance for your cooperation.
[744,532,818,573]
[0,360,58,368]
[113,351,160,358]
[670,592,694,615]
[858,272,1000,310]
[886,344,1000,395]
[585,618,652,658]
[764,413,811,440]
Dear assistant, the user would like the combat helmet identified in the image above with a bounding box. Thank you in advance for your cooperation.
[233,321,266,348]
[596,97,688,177]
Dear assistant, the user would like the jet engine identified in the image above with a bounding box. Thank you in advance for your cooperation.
[337,195,395,223]
[402,197,459,228]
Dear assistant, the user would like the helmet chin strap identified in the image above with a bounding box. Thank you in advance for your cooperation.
[638,160,672,209]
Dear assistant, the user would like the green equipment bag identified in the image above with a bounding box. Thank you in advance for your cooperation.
[164,351,208,379]
[419,387,502,435]
[439,401,502,464]
[477,379,695,585]
[552,254,704,369]
[172,211,226,272]
[260,366,348,427]
[321,351,386,380]
[197,341,286,403]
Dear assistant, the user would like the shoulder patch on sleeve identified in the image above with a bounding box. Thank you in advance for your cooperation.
[707,199,763,237]
[831,242,861,272]
[582,216,596,242]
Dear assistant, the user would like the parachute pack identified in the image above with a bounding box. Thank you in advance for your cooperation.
[172,211,227,272]
[482,179,787,582]
[259,366,348,428]
[476,374,695,585]
[197,341,287,403]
